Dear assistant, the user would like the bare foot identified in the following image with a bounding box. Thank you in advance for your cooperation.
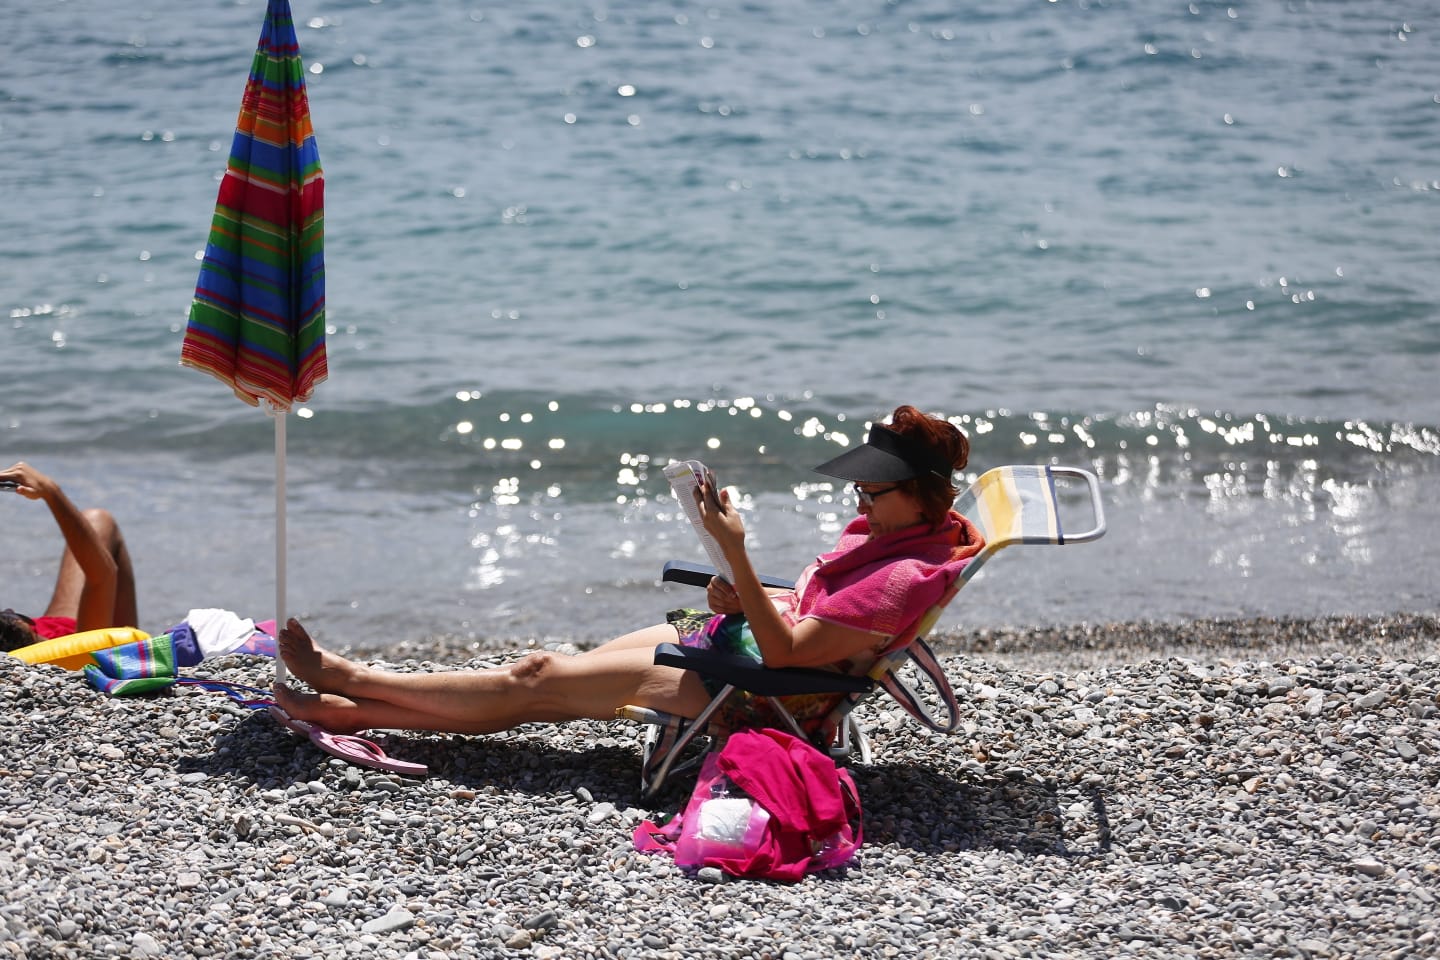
[271,682,368,734]
[277,617,363,694]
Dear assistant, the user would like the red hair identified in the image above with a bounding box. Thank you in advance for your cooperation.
[887,405,969,527]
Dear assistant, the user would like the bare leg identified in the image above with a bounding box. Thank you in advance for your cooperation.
[578,622,683,657]
[43,508,139,627]
[274,618,710,734]
[271,684,487,734]
[112,532,138,628]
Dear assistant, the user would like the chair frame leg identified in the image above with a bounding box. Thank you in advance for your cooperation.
[646,683,735,797]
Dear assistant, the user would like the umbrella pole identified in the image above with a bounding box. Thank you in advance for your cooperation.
[274,408,289,685]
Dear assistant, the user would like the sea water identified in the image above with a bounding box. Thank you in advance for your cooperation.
[3,0,1436,647]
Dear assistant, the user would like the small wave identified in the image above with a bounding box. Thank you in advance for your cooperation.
[39,391,1438,510]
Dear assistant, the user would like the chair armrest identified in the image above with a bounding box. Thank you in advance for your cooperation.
[653,642,872,697]
[1050,466,1107,543]
[661,560,796,591]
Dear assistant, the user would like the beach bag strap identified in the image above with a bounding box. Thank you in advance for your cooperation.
[632,751,730,856]
[877,638,961,733]
[632,814,685,855]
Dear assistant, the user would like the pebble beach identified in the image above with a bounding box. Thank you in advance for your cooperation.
[3,614,1438,960]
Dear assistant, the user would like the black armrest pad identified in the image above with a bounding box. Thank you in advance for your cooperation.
[653,642,872,697]
[661,559,796,591]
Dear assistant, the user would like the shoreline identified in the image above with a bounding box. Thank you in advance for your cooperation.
[4,613,1438,958]
[943,612,1440,670]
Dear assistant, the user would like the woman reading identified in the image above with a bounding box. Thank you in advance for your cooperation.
[272,405,985,736]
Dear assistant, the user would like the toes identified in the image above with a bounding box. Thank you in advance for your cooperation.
[278,619,314,653]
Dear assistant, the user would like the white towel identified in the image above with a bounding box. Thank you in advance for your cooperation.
[185,607,257,658]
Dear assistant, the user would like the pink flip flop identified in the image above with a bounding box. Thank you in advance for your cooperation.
[268,703,312,735]
[268,704,428,777]
[307,726,429,776]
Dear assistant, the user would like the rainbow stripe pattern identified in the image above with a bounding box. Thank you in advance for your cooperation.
[182,0,327,409]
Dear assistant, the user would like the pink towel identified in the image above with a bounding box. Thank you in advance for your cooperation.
[796,510,985,639]
[713,729,859,882]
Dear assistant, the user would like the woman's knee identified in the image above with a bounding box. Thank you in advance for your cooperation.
[508,650,581,714]
[510,650,561,688]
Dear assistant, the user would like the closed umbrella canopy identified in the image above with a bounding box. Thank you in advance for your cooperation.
[182,0,327,681]
[182,0,326,407]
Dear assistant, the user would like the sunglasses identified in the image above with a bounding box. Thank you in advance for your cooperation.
[852,483,903,506]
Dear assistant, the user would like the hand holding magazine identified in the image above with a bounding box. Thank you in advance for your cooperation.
[662,459,734,583]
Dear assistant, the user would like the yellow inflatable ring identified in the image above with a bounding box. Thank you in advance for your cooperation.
[9,626,151,670]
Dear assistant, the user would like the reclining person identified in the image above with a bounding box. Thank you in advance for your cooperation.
[272,405,985,736]
[1,462,139,652]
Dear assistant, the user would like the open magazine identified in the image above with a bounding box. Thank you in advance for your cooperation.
[662,459,734,583]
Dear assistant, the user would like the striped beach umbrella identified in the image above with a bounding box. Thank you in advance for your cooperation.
[181,0,326,682]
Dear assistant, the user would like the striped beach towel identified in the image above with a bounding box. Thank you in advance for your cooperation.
[82,634,187,697]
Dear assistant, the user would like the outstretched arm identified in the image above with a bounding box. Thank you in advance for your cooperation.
[2,462,118,632]
[695,478,881,669]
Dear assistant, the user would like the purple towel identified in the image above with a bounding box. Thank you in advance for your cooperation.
[167,623,204,667]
